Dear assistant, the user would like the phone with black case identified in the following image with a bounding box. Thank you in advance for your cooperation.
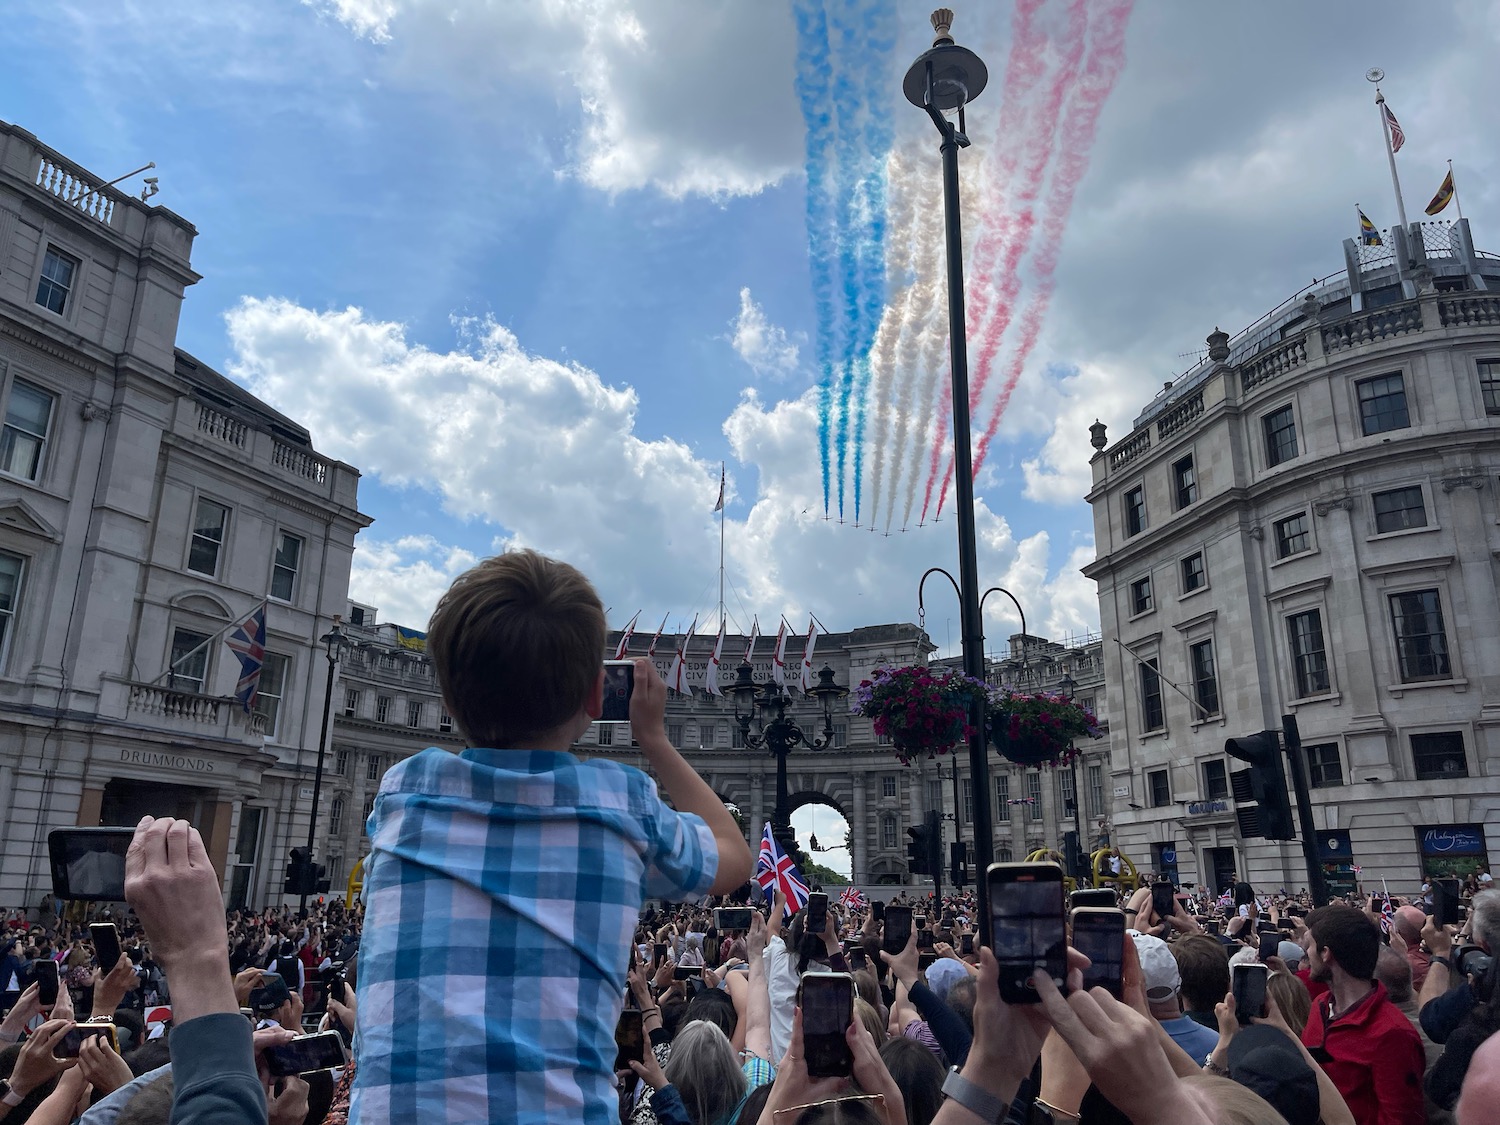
[614,1009,645,1068]
[871,900,885,923]
[801,973,853,1077]
[1232,963,1269,1024]
[988,862,1066,1004]
[90,923,121,970]
[33,959,58,1007]
[882,906,913,957]
[805,893,828,936]
[1070,908,1125,998]
[1150,881,1176,921]
[1433,878,1462,928]
[1070,889,1117,909]
[263,1030,349,1076]
[1258,932,1280,963]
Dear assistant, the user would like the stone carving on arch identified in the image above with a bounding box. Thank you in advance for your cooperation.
[170,591,233,620]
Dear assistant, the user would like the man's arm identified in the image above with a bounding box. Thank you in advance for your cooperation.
[1371,1027,1428,1125]
[631,660,752,894]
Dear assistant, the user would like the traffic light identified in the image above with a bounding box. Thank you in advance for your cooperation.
[950,841,967,887]
[1225,731,1295,840]
[314,862,331,894]
[906,824,930,874]
[285,847,311,895]
[924,810,943,879]
[1063,831,1086,879]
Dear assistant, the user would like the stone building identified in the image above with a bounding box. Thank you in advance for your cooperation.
[1085,218,1500,895]
[0,119,369,909]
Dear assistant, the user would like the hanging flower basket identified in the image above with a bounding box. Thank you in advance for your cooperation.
[852,665,989,766]
[987,688,1102,768]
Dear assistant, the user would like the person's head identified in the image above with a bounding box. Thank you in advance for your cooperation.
[1220,1025,1320,1125]
[112,1009,145,1053]
[682,986,738,1040]
[735,1082,774,1125]
[1374,943,1414,1003]
[797,1096,888,1125]
[945,976,976,1034]
[1130,933,1183,1017]
[854,997,885,1047]
[664,1020,746,1125]
[1470,890,1500,953]
[1458,1031,1500,1125]
[1266,971,1311,1034]
[117,1074,175,1125]
[1173,935,1231,1014]
[1302,904,1380,983]
[879,1036,946,1125]
[426,549,607,748]
[1276,940,1304,972]
[1393,905,1426,946]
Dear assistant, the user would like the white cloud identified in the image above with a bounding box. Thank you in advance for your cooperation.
[305,0,803,197]
[729,287,800,380]
[348,535,479,628]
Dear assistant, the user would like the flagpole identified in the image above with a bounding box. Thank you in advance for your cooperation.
[1374,88,1409,231]
[150,599,266,686]
[719,462,726,631]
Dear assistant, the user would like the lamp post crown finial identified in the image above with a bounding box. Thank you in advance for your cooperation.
[930,8,955,45]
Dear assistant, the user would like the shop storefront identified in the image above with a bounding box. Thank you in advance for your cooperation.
[1416,824,1490,879]
[1316,830,1358,898]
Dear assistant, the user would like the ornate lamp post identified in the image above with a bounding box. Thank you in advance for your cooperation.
[732,662,847,853]
[904,9,992,917]
[301,619,350,912]
[1058,671,1086,880]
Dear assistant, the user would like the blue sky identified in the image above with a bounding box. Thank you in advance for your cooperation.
[5,0,1497,657]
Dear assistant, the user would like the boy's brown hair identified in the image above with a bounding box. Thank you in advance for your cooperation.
[427,549,606,747]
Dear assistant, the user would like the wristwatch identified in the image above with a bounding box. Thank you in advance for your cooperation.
[0,1079,25,1107]
[942,1067,1008,1123]
[1202,1051,1230,1077]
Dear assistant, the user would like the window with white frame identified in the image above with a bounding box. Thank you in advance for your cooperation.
[1357,373,1410,435]
[1026,772,1043,821]
[1140,658,1165,731]
[1190,639,1219,718]
[1303,743,1343,788]
[882,815,897,850]
[342,688,360,718]
[329,798,345,837]
[597,724,614,746]
[1411,732,1468,780]
[187,498,230,576]
[1480,359,1500,415]
[1130,575,1153,615]
[335,748,349,777]
[1372,486,1427,534]
[1274,512,1311,558]
[253,653,289,737]
[34,248,77,315]
[882,775,897,798]
[0,553,23,664]
[361,795,375,831]
[1181,552,1206,593]
[1173,455,1198,509]
[1086,763,1104,818]
[1059,769,1076,817]
[439,711,453,734]
[1390,589,1451,682]
[1263,405,1298,467]
[269,532,303,601]
[376,695,391,723]
[995,772,1010,818]
[1124,486,1147,537]
[1287,610,1330,697]
[833,722,847,748]
[961,777,973,824]
[406,700,423,728]
[366,754,382,781]
[168,628,211,693]
[0,380,55,482]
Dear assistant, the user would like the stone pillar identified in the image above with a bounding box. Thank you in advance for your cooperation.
[850,775,867,884]
[76,787,103,827]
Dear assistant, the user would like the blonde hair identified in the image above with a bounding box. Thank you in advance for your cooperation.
[854,997,885,1046]
[1178,1075,1287,1125]
[1268,970,1311,1034]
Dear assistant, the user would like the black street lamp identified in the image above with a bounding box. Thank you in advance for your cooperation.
[1058,671,1085,880]
[301,618,350,912]
[905,6,992,919]
[732,662,847,854]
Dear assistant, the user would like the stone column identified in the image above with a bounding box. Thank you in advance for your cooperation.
[850,774,867,884]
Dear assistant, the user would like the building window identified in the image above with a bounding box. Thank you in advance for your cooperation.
[0,379,55,482]
[329,798,344,837]
[375,695,391,723]
[406,701,423,728]
[327,855,343,882]
[1304,743,1343,788]
[1480,359,1500,415]
[270,532,303,601]
[995,772,1010,817]
[186,498,230,576]
[1059,769,1076,817]
[731,725,745,749]
[668,722,684,745]
[833,723,847,749]
[361,795,375,831]
[597,724,613,746]
[1190,639,1219,718]
[1263,405,1298,467]
[366,754,382,781]
[253,653,289,737]
[882,775,897,798]
[348,606,367,626]
[927,780,942,814]
[1274,512,1311,558]
[335,748,349,777]
[1372,486,1427,533]
[1390,589,1451,682]
[961,777,973,824]
[1173,455,1198,508]
[1181,552,1206,593]
[439,711,453,734]
[168,628,211,693]
[1086,763,1104,818]
[342,688,360,719]
[997,844,1014,863]
[1124,486,1146,537]
[882,815,897,850]
[1148,769,1171,808]
[1202,759,1228,800]
[1287,611,1330,697]
[1026,772,1043,821]
[1129,576,1153,616]
[1357,373,1410,435]
[1140,658,1164,731]
[0,553,23,663]
[1411,732,1468,781]
[34,248,77,315]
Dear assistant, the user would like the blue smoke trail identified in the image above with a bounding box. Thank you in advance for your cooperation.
[793,0,836,516]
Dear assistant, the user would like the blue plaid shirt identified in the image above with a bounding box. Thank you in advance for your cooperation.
[349,747,718,1125]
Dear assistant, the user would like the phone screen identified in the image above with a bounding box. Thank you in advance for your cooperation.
[805,893,828,936]
[801,973,853,1077]
[600,661,635,723]
[1232,964,1268,1023]
[848,948,867,971]
[961,933,974,954]
[917,928,934,951]
[882,907,913,956]
[54,1023,116,1059]
[1150,882,1176,921]
[47,828,134,902]
[90,923,121,970]
[34,960,58,1007]
[1258,932,1280,962]
[653,942,668,966]
[1433,879,1461,928]
[1070,889,1116,909]
[918,950,938,971]
[714,907,754,931]
[871,901,885,923]
[988,863,1066,1004]
[614,1009,645,1067]
[264,1031,349,1076]
[1071,909,1125,998]
[673,965,699,981]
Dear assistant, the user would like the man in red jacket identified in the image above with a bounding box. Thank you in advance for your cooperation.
[1300,904,1425,1125]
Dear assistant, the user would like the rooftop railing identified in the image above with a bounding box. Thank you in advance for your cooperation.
[35,153,117,227]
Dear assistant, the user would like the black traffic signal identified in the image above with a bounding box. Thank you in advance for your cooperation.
[906,824,930,874]
[1062,831,1086,879]
[314,862,331,894]
[950,841,967,887]
[1225,731,1295,840]
[285,847,312,895]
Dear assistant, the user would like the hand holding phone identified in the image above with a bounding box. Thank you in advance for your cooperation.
[988,862,1066,1004]
[882,907,913,958]
[1070,908,1125,998]
[1232,963,1268,1024]
[614,1009,645,1068]
[600,661,635,724]
[90,923,122,971]
[805,893,828,937]
[800,973,853,1077]
[263,1030,350,1076]
[33,960,59,1008]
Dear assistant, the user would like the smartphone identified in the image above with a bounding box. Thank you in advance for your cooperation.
[90,923,122,970]
[801,973,854,1077]
[848,948,868,972]
[1258,932,1281,962]
[871,901,885,923]
[54,1023,118,1059]
[1202,919,1221,935]
[673,965,700,981]
[805,893,828,936]
[882,906,913,957]
[653,942,668,966]
[1070,889,1116,909]
[34,959,58,1007]
[1150,882,1177,921]
[263,1030,350,1076]
[917,928,934,951]
[614,1008,645,1068]
[600,660,635,723]
[987,862,1066,1004]
[961,933,974,955]
[714,907,754,931]
[914,914,927,929]
[1070,908,1126,998]
[48,828,134,901]
[1433,878,1462,928]
[1256,920,1279,935]
[918,950,938,972]
[1232,963,1269,1024]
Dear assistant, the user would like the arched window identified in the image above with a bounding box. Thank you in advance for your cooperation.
[997,843,1013,863]
[881,815,897,850]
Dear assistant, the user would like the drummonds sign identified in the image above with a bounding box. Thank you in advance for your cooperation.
[118,749,216,774]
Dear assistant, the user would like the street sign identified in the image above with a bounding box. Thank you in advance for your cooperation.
[1112,785,1129,798]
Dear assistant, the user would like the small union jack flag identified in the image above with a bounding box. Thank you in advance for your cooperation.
[226,602,267,713]
[756,823,809,917]
[1380,892,1395,935]
[839,886,867,910]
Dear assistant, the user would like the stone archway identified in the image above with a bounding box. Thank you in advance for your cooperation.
[786,790,857,884]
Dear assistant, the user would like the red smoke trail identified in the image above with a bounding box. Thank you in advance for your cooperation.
[954,0,1135,509]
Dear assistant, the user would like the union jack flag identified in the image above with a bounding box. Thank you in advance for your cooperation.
[1218,891,1235,909]
[839,886,867,910]
[226,602,268,713]
[756,823,809,917]
[1380,892,1395,935]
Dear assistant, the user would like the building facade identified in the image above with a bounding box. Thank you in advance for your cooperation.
[1085,218,1500,895]
[0,120,369,909]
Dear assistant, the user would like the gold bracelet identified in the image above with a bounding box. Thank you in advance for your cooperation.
[1033,1097,1080,1123]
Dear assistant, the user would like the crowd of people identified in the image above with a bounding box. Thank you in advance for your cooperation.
[0,549,1494,1125]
